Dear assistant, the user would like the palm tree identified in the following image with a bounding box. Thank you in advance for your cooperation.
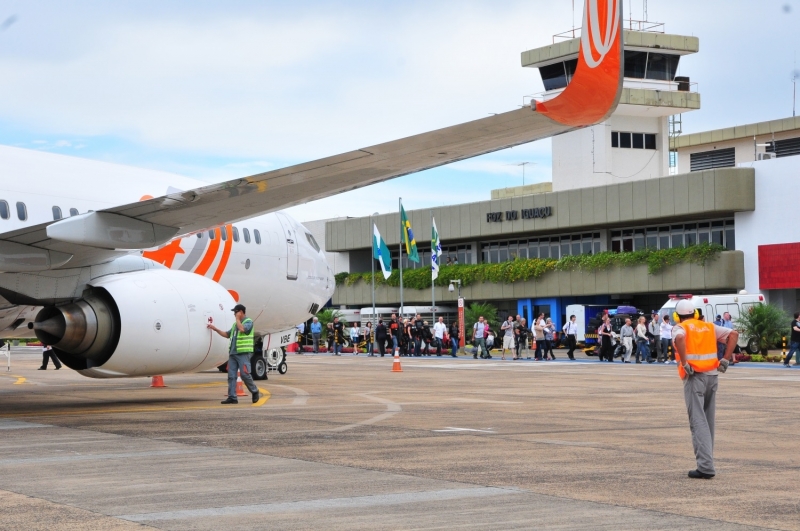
[314,308,346,341]
[464,302,499,337]
[734,304,790,355]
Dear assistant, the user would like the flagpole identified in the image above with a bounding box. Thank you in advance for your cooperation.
[370,216,376,330]
[399,197,404,318]
[431,210,435,323]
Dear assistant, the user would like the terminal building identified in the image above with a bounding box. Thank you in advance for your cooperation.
[320,23,800,329]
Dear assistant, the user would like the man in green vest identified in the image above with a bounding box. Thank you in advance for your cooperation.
[208,304,260,404]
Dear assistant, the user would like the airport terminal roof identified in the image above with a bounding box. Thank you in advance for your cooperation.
[674,116,800,149]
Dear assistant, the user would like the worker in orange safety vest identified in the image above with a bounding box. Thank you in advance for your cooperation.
[671,299,738,479]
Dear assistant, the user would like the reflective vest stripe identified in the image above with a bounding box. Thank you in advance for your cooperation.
[684,353,718,361]
[230,318,255,354]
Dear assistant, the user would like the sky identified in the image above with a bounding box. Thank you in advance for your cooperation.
[0,0,798,222]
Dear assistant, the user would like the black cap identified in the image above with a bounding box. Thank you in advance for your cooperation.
[231,304,246,313]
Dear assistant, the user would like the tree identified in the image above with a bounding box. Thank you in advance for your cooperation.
[314,308,346,340]
[464,302,499,338]
[734,304,790,355]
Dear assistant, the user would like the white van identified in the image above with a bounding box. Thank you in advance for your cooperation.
[359,307,399,325]
[658,292,765,353]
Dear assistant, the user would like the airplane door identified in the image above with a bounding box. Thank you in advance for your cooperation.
[276,213,299,280]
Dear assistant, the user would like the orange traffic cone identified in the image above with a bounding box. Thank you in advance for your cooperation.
[391,349,403,372]
[235,371,247,396]
[150,375,166,388]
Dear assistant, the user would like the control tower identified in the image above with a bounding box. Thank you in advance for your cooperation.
[522,22,700,191]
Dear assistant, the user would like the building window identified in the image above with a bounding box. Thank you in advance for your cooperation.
[480,232,600,264]
[690,147,735,172]
[243,228,251,243]
[232,226,240,242]
[254,229,262,244]
[611,219,735,252]
[69,208,79,216]
[52,206,62,220]
[16,202,27,221]
[613,132,656,150]
[766,136,800,158]
[623,50,680,81]
[0,200,8,220]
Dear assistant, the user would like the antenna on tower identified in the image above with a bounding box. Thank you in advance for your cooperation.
[793,52,797,117]
[643,0,648,22]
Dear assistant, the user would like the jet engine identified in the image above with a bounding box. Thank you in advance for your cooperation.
[31,269,235,378]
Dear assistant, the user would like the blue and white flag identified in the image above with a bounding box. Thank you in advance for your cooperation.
[431,217,442,281]
[373,224,392,280]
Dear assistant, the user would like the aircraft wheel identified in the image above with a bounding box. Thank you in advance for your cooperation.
[251,355,268,380]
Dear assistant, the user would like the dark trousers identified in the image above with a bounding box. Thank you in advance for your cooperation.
[544,339,555,359]
[600,336,613,362]
[434,338,443,355]
[41,350,61,369]
[566,334,576,359]
[414,338,422,356]
[534,338,543,360]
[377,338,386,357]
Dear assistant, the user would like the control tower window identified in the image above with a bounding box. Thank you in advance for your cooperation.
[539,59,577,91]
[612,132,657,150]
[646,53,680,81]
[624,51,648,78]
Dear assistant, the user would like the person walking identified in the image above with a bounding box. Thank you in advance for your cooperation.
[449,321,460,357]
[721,312,734,329]
[648,311,661,362]
[332,317,344,356]
[563,315,578,360]
[784,312,800,367]
[671,299,738,479]
[402,318,412,356]
[375,319,387,357]
[500,315,515,360]
[39,344,61,370]
[620,318,634,363]
[364,322,374,356]
[599,314,614,362]
[350,322,360,354]
[421,321,434,356]
[515,318,529,360]
[310,317,322,354]
[635,316,651,363]
[661,314,674,363]
[533,315,545,360]
[544,318,556,360]
[472,316,490,359]
[413,316,425,356]
[208,304,260,405]
[433,317,447,357]
[389,313,401,355]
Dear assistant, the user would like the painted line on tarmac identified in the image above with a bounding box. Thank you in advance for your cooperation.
[0,403,252,419]
[119,487,521,521]
[329,393,402,432]
[253,387,271,407]
[0,447,215,466]
[0,420,50,430]
[271,384,310,405]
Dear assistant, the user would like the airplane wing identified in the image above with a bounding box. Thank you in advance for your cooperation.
[2,0,623,270]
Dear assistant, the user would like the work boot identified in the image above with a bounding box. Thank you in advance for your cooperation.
[252,391,260,404]
[688,469,715,479]
[221,398,238,404]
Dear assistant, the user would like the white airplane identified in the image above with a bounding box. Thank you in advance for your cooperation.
[0,0,624,380]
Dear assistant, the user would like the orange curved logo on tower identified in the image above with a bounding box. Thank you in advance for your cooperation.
[534,0,623,127]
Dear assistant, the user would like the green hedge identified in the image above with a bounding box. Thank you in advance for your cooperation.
[335,243,725,290]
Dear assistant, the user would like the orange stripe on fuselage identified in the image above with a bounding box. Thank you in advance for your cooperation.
[194,228,221,276]
[212,225,233,283]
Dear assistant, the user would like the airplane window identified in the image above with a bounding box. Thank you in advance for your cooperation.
[232,226,240,242]
[243,228,251,243]
[220,227,228,241]
[208,230,216,240]
[52,206,63,220]
[0,200,8,220]
[305,232,321,253]
[197,233,202,238]
[69,208,79,216]
[16,202,27,221]
[254,229,261,244]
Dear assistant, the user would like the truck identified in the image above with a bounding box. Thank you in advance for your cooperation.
[658,292,765,354]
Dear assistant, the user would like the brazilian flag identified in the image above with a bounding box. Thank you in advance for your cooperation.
[400,203,419,263]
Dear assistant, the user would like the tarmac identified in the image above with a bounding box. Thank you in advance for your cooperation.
[1,346,799,530]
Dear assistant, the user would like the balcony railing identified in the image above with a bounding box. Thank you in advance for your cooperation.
[552,19,665,43]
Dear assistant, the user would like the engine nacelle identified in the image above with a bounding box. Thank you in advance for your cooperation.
[32,269,235,378]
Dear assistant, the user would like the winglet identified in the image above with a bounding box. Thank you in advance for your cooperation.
[534,0,624,127]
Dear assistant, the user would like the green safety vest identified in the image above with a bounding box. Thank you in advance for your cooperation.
[230,318,255,354]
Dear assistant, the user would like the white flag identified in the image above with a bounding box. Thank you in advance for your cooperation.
[373,224,392,280]
[431,217,442,280]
